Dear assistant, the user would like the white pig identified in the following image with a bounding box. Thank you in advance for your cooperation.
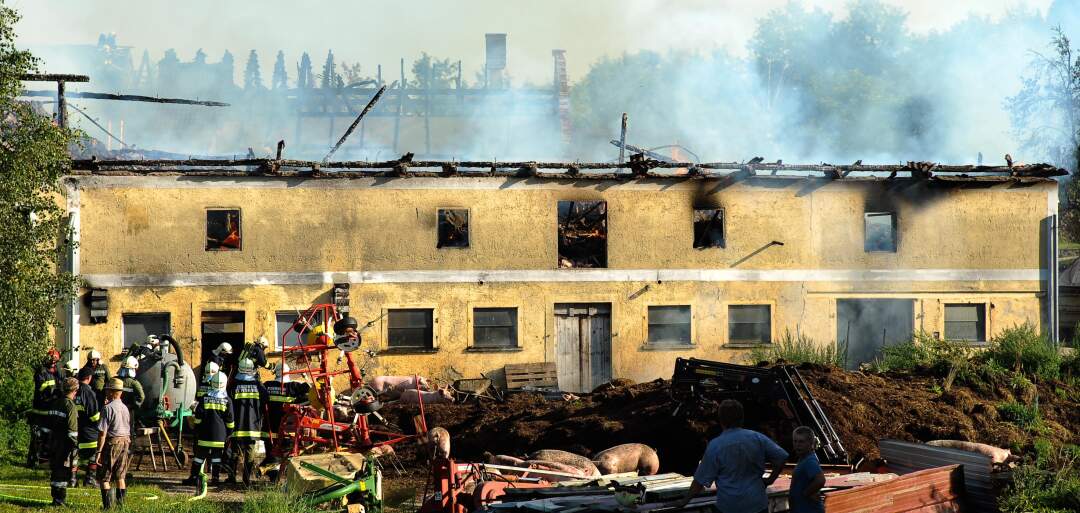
[398,387,454,404]
[428,426,451,459]
[593,444,659,476]
[369,375,430,395]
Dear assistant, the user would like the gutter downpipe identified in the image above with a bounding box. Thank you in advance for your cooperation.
[65,179,81,368]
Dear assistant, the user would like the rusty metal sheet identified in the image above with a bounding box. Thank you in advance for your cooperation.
[824,464,964,513]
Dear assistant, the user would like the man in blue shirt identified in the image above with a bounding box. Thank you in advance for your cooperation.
[672,399,788,513]
[788,426,826,513]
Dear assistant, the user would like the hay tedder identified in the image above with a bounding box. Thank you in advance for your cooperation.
[270,303,428,460]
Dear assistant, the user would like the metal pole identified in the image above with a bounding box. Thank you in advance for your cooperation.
[56,81,67,128]
[393,58,404,152]
[618,113,628,164]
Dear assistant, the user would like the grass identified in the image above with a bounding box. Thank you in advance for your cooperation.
[997,400,1044,431]
[999,441,1080,512]
[745,330,845,367]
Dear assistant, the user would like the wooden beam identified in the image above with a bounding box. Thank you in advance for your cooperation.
[20,90,229,106]
[324,85,387,162]
[19,74,89,83]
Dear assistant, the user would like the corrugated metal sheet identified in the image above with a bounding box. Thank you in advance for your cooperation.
[880,439,998,513]
[824,464,964,513]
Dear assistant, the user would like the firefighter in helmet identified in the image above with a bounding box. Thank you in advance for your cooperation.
[74,367,101,487]
[184,366,233,489]
[117,356,144,432]
[47,378,80,505]
[28,348,64,467]
[261,363,311,474]
[79,349,111,405]
[228,357,267,485]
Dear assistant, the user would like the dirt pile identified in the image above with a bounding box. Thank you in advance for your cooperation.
[381,366,1080,474]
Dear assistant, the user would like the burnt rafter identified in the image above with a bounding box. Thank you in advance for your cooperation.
[67,158,1068,182]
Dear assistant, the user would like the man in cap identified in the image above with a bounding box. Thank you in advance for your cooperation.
[183,366,233,489]
[74,367,101,487]
[96,378,131,509]
[228,357,268,486]
[117,356,144,432]
[28,348,63,468]
[80,349,111,403]
[46,378,80,505]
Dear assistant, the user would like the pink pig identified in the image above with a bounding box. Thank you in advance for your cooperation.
[369,376,430,395]
[398,387,454,404]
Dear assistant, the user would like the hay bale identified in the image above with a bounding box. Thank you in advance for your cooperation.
[283,452,368,495]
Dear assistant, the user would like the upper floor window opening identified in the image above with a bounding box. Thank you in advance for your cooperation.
[558,200,607,268]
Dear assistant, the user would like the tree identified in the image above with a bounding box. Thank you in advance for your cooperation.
[272,50,287,90]
[243,49,262,91]
[0,5,77,425]
[297,52,313,89]
[321,50,336,89]
[410,53,458,89]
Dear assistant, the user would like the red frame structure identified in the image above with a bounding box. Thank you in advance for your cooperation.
[272,303,427,458]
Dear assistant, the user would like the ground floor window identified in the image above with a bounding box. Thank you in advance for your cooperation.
[122,313,171,348]
[473,308,518,348]
[388,309,434,349]
[647,305,692,345]
[728,305,771,344]
[944,304,986,343]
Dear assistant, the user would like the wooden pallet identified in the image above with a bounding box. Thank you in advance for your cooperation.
[504,362,558,390]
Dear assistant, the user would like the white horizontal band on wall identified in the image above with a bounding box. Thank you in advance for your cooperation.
[80,268,1046,288]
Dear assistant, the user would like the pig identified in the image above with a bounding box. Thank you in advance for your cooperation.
[398,387,454,404]
[521,460,589,482]
[369,376,431,395]
[592,444,659,476]
[427,426,451,459]
[483,452,525,467]
[528,449,601,477]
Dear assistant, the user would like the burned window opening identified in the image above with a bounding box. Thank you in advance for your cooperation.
[864,212,896,253]
[558,200,607,268]
[206,209,242,251]
[437,209,470,248]
[693,208,725,249]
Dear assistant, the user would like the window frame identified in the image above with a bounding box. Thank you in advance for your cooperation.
[943,302,988,345]
[206,208,243,252]
[436,207,471,249]
[864,211,897,253]
[692,208,725,249]
[725,302,774,346]
[121,312,172,350]
[382,307,437,353]
[643,304,694,349]
[556,200,608,269]
[468,306,520,352]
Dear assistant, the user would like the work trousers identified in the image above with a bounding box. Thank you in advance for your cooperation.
[48,441,76,503]
[190,445,225,481]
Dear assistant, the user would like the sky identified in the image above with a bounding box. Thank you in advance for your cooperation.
[12,0,1056,86]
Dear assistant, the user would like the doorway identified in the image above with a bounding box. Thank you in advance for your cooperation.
[837,299,914,369]
[201,311,245,367]
[553,303,612,393]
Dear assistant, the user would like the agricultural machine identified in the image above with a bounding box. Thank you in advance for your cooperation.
[271,303,428,461]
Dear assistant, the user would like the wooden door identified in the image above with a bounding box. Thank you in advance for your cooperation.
[554,303,612,393]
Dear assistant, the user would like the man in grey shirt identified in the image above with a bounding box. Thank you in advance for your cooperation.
[95,378,131,510]
[672,399,788,513]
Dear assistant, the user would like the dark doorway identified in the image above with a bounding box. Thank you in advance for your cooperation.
[201,311,245,366]
[837,299,914,369]
[553,303,612,393]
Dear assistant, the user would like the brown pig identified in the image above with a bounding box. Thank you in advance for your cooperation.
[427,426,451,459]
[522,460,588,481]
[398,387,454,404]
[528,449,601,476]
[592,443,659,476]
[483,452,526,467]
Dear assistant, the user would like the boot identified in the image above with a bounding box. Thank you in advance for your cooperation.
[210,465,220,485]
[50,486,66,506]
[115,488,126,508]
[181,462,200,486]
[101,488,113,510]
[69,470,78,488]
[243,462,253,486]
[83,471,98,488]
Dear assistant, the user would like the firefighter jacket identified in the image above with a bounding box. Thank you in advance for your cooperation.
[120,376,145,416]
[32,364,63,416]
[193,392,234,449]
[47,396,79,449]
[80,362,111,396]
[230,376,267,442]
[264,380,311,435]
[74,383,101,450]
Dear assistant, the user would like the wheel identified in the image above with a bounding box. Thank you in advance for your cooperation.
[176,449,189,466]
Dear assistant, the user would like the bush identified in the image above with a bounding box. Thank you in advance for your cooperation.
[876,332,974,379]
[745,330,844,367]
[985,324,1060,381]
[997,400,1043,430]
[999,442,1080,513]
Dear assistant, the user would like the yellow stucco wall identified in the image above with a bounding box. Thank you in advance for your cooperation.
[64,175,1055,387]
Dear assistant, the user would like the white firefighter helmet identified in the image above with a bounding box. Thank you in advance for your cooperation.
[89,349,102,361]
[121,356,139,370]
[204,361,220,382]
[63,360,77,374]
[238,357,255,375]
[209,371,228,393]
[256,336,269,348]
[276,363,290,383]
[146,334,160,346]
[213,342,233,356]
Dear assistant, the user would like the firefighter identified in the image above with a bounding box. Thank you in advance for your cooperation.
[62,360,78,380]
[80,349,111,405]
[228,357,267,485]
[117,356,145,432]
[261,363,311,470]
[196,361,220,400]
[47,378,80,506]
[209,343,233,369]
[236,337,271,379]
[183,367,234,489]
[74,367,101,487]
[28,348,63,468]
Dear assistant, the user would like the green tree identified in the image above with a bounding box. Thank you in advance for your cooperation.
[0,5,77,425]
[410,53,458,89]
[243,49,262,91]
[297,52,313,89]
[271,50,287,90]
